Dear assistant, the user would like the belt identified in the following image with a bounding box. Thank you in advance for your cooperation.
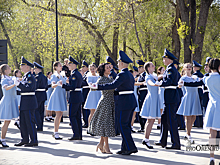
[82,86,90,89]
[21,92,35,96]
[139,88,148,91]
[164,86,177,89]
[70,88,82,92]
[36,89,46,91]
[119,91,134,95]
[203,90,209,93]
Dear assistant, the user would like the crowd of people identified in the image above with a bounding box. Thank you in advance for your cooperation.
[0,49,219,164]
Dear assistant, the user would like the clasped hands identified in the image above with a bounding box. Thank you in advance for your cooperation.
[88,82,98,89]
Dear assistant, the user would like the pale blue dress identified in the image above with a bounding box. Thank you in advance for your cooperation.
[140,74,161,119]
[0,76,19,120]
[84,76,101,109]
[177,76,202,116]
[45,78,53,106]
[134,85,140,112]
[12,76,21,106]
[47,73,67,111]
[203,72,220,130]
[158,87,164,110]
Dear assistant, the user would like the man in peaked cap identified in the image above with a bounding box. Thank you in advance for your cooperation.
[15,56,38,147]
[136,60,147,133]
[90,50,138,155]
[81,60,90,128]
[192,60,203,128]
[33,62,48,131]
[62,56,83,140]
[154,48,181,150]
[173,60,185,131]
[106,56,117,79]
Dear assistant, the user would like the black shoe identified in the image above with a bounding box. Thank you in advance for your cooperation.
[24,143,38,147]
[137,129,144,133]
[49,117,54,121]
[45,118,51,122]
[82,125,88,128]
[121,149,138,155]
[14,122,20,129]
[142,140,153,149]
[0,140,9,147]
[131,129,136,133]
[69,122,71,126]
[37,129,43,132]
[165,146,181,150]
[154,141,166,148]
[116,150,124,154]
[209,160,214,165]
[14,141,28,146]
[52,134,62,140]
[183,136,188,140]
[157,126,161,130]
[178,127,185,130]
[68,137,82,140]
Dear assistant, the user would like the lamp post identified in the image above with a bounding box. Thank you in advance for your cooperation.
[55,0,58,61]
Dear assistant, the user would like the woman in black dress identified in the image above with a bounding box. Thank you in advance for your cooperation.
[88,63,116,154]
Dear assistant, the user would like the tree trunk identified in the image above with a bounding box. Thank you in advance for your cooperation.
[193,0,213,63]
[172,2,181,61]
[0,19,19,69]
[112,24,119,63]
[123,24,127,53]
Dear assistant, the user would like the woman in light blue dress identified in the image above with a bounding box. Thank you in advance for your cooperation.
[177,63,202,144]
[84,63,101,125]
[157,66,165,129]
[0,64,19,147]
[140,62,161,149]
[45,72,54,122]
[47,62,67,139]
[203,59,220,164]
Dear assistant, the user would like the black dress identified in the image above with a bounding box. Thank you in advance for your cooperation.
[88,76,116,137]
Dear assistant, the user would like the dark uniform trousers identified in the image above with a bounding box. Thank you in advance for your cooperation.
[114,95,120,135]
[119,108,137,151]
[160,103,180,148]
[20,110,38,143]
[82,71,90,127]
[69,103,82,138]
[35,101,45,130]
[138,90,147,130]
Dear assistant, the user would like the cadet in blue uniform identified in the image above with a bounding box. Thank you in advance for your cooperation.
[33,62,48,131]
[106,56,120,135]
[155,49,181,150]
[136,60,147,132]
[192,60,203,128]
[203,57,212,114]
[173,60,185,130]
[81,60,90,128]
[15,57,38,147]
[62,56,83,140]
[91,50,138,155]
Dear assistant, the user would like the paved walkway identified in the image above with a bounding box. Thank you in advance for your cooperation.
[0,118,219,165]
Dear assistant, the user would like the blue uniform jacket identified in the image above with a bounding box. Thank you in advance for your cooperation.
[98,68,137,111]
[35,72,48,102]
[109,69,117,79]
[193,70,204,99]
[81,71,90,102]
[137,72,148,102]
[62,69,83,104]
[177,72,183,98]
[161,63,180,104]
[18,71,38,111]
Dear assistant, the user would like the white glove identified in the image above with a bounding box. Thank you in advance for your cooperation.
[89,83,98,89]
[14,79,20,86]
[57,81,62,87]
[155,81,162,86]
